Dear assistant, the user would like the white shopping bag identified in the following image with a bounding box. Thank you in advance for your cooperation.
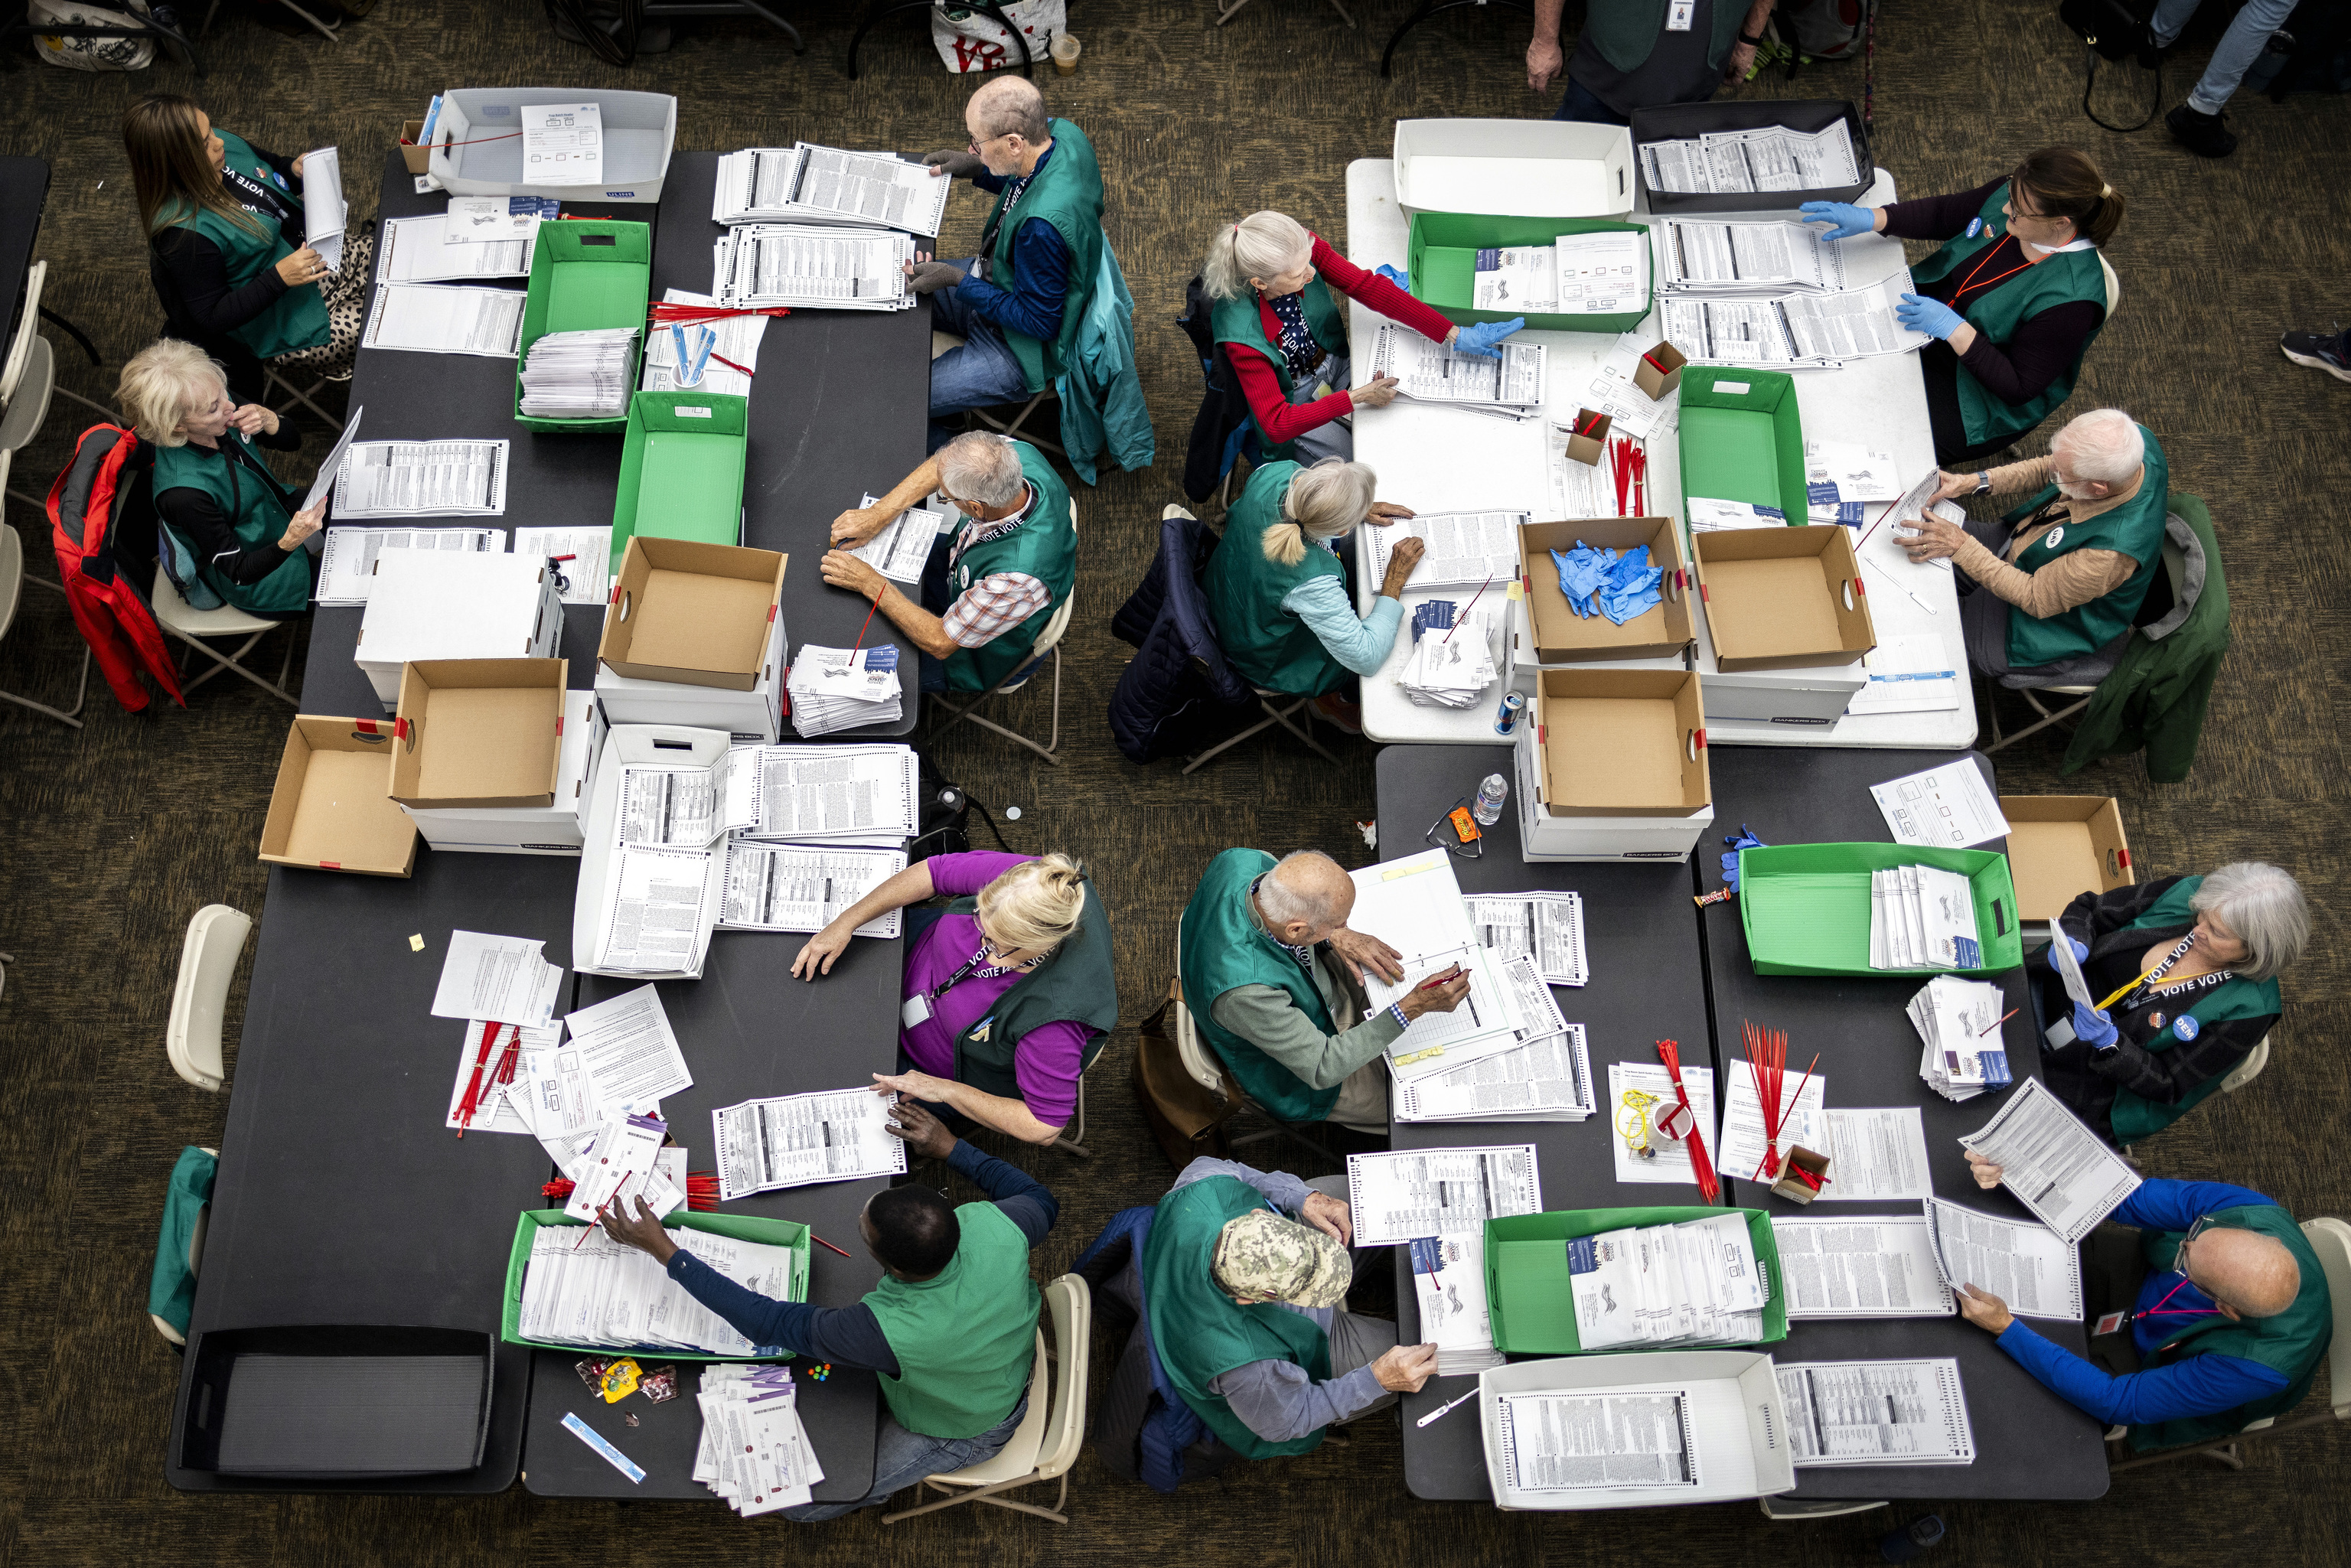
[930,0,1064,73]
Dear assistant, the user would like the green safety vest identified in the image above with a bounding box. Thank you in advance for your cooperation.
[2131,1201,2331,1452]
[1908,184,2111,448]
[1204,462,1352,698]
[1581,0,1749,73]
[151,434,313,614]
[162,129,331,362]
[1179,848,1342,1123]
[983,120,1106,395]
[1208,279,1347,464]
[2104,876,2283,1145]
[1143,1173,1333,1459]
[941,878,1120,1106]
[943,442,1077,694]
[1995,425,2168,671]
[863,1200,1040,1439]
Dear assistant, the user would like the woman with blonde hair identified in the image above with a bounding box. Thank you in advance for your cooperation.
[1204,210,1523,463]
[1203,457,1420,732]
[794,851,1117,1146]
[119,337,321,617]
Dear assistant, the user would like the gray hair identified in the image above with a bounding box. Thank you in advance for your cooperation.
[937,432,1026,510]
[1257,849,1348,929]
[2192,862,2307,983]
[1260,458,1378,567]
[2050,408,2144,486]
[969,76,1049,144]
[1205,210,1312,302]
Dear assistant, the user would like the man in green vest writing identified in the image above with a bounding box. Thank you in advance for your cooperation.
[1955,1157,2331,1454]
[1180,849,1469,1133]
[600,1100,1049,1517]
[825,432,1077,696]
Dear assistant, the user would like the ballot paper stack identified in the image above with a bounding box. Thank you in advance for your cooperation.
[1411,1235,1507,1377]
[1655,219,1851,294]
[1909,976,2013,1101]
[517,1221,801,1357]
[1640,122,1859,194]
[1568,1213,1769,1351]
[713,223,918,311]
[725,742,921,844]
[1471,231,1648,316]
[1870,865,1984,972]
[712,145,950,238]
[1805,437,1902,526]
[518,327,641,420]
[784,644,903,737]
[1397,607,1500,708]
[697,1365,825,1514]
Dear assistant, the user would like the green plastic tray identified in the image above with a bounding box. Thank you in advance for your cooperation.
[609,390,748,570]
[514,219,652,435]
[1482,1205,1786,1356]
[1406,212,1652,335]
[1676,366,1809,524]
[1736,841,2024,977]
[500,1208,809,1361]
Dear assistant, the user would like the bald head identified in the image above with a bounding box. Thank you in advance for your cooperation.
[967,76,1050,144]
[2194,1228,2302,1319]
[1254,850,1355,944]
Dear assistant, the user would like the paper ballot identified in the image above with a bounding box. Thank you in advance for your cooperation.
[1956,1077,2141,1243]
[719,842,907,935]
[728,744,921,842]
[712,145,951,237]
[331,440,509,517]
[1468,895,1589,986]
[562,983,693,1110]
[431,931,563,1027]
[521,102,604,187]
[315,526,501,606]
[1806,1107,1936,1202]
[1366,510,1525,590]
[1642,121,1859,193]
[1570,1214,1766,1351]
[1369,325,1545,409]
[1658,219,1850,293]
[1772,1214,1956,1319]
[1472,232,1647,315]
[445,197,547,243]
[302,404,366,512]
[786,646,905,738]
[1397,608,1501,709]
[853,493,944,583]
[1345,1145,1543,1246]
[362,282,526,357]
[1922,1196,2085,1319]
[299,145,346,272]
[562,1110,683,1224]
[595,843,723,976]
[712,1088,908,1201]
[519,328,639,420]
[1610,1061,1717,1188]
[1716,1069,1828,1185]
[519,1224,801,1358]
[1370,943,1525,1079]
[1412,1234,1505,1376]
[1872,762,2010,849]
[1394,1024,1596,1123]
[1909,975,2013,1101]
[1581,332,1681,442]
[1498,1392,1697,1491]
[697,1365,825,1514]
[713,224,916,311]
[512,526,614,606]
[1778,1359,1974,1467]
[379,214,533,282]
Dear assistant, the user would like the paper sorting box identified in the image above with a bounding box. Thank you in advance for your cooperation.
[572,723,730,981]
[1736,841,2025,977]
[1393,119,1635,220]
[595,537,787,740]
[178,1325,492,1478]
[610,391,748,565]
[355,553,563,711]
[1678,367,1811,524]
[401,687,605,856]
[1484,1207,1788,1355]
[1404,214,1653,336]
[388,658,566,810]
[1694,525,1875,673]
[428,88,677,204]
[515,220,652,435]
[1514,669,1714,862]
[501,1209,809,1361]
[1515,517,1693,665]
[2000,795,2132,924]
[259,716,418,878]
[1631,97,1875,214]
[1477,1351,1794,1509]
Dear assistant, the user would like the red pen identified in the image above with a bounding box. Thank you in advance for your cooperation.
[1978,1007,2020,1038]
[453,1019,498,1137]
[574,1171,636,1250]
[1441,573,1495,643]
[810,1234,853,1259]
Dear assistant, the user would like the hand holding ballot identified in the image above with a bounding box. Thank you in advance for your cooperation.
[1955,1283,2017,1335]
[876,1090,957,1159]
[1374,1341,1441,1394]
[1900,512,1971,564]
[280,498,328,552]
[1299,1188,1354,1247]
[817,548,888,603]
[274,244,329,288]
[1381,536,1428,598]
[599,1193,681,1263]
[1964,1149,2003,1190]
[1350,375,1402,410]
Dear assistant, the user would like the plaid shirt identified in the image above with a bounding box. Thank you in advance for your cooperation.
[943,485,1051,649]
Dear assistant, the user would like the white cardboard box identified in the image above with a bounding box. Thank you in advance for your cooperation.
[1513,717,1713,862]
[356,553,563,712]
[400,689,605,855]
[592,606,786,743]
[1392,119,1637,220]
[1478,1351,1793,1510]
[427,88,677,204]
[572,723,730,981]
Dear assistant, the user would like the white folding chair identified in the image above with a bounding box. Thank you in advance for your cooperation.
[927,499,1076,763]
[150,563,300,706]
[2,262,116,515]
[931,330,1063,456]
[0,479,90,729]
[1987,523,2189,754]
[149,1145,220,1348]
[168,905,253,1093]
[2221,1035,2271,1094]
[885,1273,1092,1523]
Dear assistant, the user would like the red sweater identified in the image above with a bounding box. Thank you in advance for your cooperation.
[1228,233,1456,446]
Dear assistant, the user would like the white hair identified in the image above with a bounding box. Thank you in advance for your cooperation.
[1205,210,1312,302]
[2193,862,2308,983]
[1257,849,1347,929]
[2050,408,2144,487]
[937,432,1026,510]
[1260,458,1378,567]
[116,337,227,448]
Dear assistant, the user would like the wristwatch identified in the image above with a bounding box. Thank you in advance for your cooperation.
[1739,30,1766,44]
[1973,472,1993,495]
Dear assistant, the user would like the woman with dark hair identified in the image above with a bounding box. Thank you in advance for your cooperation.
[121,95,373,387]
[1802,147,2125,465]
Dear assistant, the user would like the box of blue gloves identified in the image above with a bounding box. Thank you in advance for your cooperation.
[1517,517,1694,664]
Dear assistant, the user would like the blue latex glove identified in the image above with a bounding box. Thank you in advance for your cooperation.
[1550,546,1610,617]
[1896,292,1966,340]
[1595,544,1664,625]
[2072,1001,2119,1050]
[1798,200,1876,241]
[1374,263,1411,290]
[1453,317,1525,360]
[1720,824,1767,889]
[2046,937,2090,970]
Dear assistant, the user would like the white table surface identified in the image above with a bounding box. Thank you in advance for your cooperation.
[1344,158,1978,751]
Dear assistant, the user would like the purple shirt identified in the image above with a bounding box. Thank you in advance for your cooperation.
[901,852,1093,1128]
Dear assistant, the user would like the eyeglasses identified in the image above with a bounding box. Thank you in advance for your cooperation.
[2174,1214,2216,1278]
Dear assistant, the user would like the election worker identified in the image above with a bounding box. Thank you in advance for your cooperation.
[1528,0,1778,124]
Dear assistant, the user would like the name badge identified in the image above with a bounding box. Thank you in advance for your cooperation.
[1966,217,1983,238]
[2093,1311,2129,1337]
[2041,525,2065,549]
[901,993,934,1032]
[1666,0,1695,28]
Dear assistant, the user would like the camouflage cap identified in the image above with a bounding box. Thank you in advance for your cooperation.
[1211,1208,1352,1308]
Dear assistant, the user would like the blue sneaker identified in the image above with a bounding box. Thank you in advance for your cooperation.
[2281,328,2351,384]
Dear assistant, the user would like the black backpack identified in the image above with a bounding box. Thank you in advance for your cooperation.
[906,753,1013,862]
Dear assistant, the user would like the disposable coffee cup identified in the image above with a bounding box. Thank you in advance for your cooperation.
[1052,31,1081,73]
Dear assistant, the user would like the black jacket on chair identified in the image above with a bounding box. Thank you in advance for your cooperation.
[1176,274,1260,504]
[1107,511,1254,764]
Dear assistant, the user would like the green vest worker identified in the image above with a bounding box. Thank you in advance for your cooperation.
[119,338,321,618]
[823,432,1078,696]
[1528,0,1774,125]
[1178,848,1469,1131]
[1893,408,2168,687]
[2039,865,2305,1145]
[1955,1168,2331,1453]
[1802,146,2123,464]
[1143,1158,1436,1457]
[600,1100,1052,1519]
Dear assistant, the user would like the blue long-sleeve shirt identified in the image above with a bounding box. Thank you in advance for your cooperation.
[961,148,1073,344]
[664,1139,1057,1376]
[1994,1178,2290,1427]
[1281,564,1405,678]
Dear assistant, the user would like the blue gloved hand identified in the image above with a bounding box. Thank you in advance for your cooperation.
[2046,937,2090,970]
[1896,292,1966,341]
[2072,1001,2119,1050]
[1798,200,1877,241]
[1374,263,1411,290]
[1453,317,1526,360]
[1719,824,1767,890]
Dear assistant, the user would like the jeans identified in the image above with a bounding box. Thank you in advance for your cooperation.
[2153,0,2297,113]
[1551,76,1631,125]
[1289,352,1354,465]
[928,261,1031,452]
[782,1395,1029,1521]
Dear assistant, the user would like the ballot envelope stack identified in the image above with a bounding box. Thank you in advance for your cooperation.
[696,1364,825,1515]
[517,327,641,420]
[1908,975,2013,1102]
[1568,1213,1768,1351]
[784,644,903,738]
[516,1222,801,1357]
[1410,1234,1508,1377]
[1398,606,1501,708]
[1869,865,1984,972]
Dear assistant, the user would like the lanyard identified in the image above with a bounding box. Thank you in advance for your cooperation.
[921,943,993,1006]
[1951,236,2034,308]
[2117,934,2230,1015]
[980,167,1039,259]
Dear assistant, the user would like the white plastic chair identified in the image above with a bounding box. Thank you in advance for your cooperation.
[884,1273,1092,1523]
[2220,1035,2271,1094]
[148,1145,220,1348]
[2,262,116,514]
[150,563,300,706]
[0,491,89,729]
[167,905,253,1093]
[928,498,1076,762]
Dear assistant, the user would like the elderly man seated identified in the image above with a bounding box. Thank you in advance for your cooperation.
[1143,1155,1436,1459]
[1180,848,1469,1132]
[1900,406,2170,689]
[1955,1156,2331,1454]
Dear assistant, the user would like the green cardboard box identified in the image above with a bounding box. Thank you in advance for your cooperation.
[514,218,652,435]
[1736,841,2025,977]
[1405,213,1653,335]
[1483,1205,1786,1355]
[501,1208,810,1361]
[1676,366,1809,524]
[610,390,748,569]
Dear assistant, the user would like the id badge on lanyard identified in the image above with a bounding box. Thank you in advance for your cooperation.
[1666,0,1696,29]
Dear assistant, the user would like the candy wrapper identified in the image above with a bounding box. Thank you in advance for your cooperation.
[600,1358,642,1403]
[640,1364,679,1403]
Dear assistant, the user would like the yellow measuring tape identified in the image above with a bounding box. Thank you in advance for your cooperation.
[1619,1087,1663,1159]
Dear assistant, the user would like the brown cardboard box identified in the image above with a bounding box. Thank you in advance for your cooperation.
[401,119,431,176]
[1693,525,1876,672]
[389,659,569,810]
[598,536,787,691]
[1769,1145,1833,1205]
[1632,341,1687,400]
[1560,409,1612,467]
[2001,795,2133,922]
[1528,669,1710,817]
[259,717,419,877]
[1518,517,1694,663]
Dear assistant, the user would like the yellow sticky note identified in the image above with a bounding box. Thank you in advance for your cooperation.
[1505,579,1525,600]
[409,934,426,951]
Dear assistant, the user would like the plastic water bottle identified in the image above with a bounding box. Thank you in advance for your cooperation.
[1472,774,1508,826]
[1880,1514,1947,1563]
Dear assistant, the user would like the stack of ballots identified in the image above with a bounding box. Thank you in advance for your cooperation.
[1398,606,1500,708]
[1909,975,2013,1101]
[1549,543,1664,624]
[516,1222,801,1357]
[713,223,917,311]
[518,327,640,419]
[1570,1214,1768,1351]
[784,645,902,738]
[697,1364,824,1515]
[1870,865,1984,972]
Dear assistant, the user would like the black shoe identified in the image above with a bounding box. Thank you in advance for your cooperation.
[2166,103,2239,157]
[2281,328,2351,384]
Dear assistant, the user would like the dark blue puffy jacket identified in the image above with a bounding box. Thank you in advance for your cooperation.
[1073,1203,1241,1492]
[1106,512,1253,765]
